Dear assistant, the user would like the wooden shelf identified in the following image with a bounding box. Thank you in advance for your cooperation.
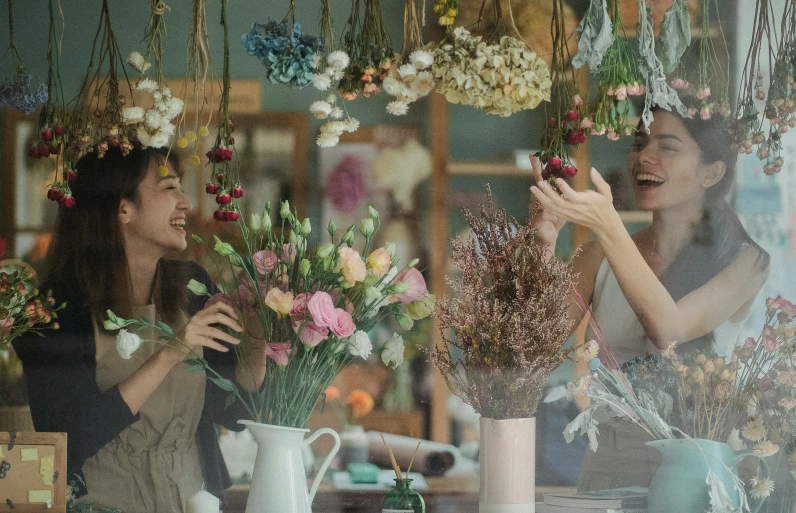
[448,161,532,176]
[618,210,653,223]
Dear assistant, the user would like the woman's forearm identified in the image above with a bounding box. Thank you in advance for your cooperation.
[593,212,683,348]
[118,350,179,415]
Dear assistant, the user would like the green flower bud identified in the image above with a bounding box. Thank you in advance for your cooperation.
[265,201,271,212]
[288,230,298,243]
[213,235,235,256]
[368,205,380,220]
[301,218,312,236]
[392,282,410,293]
[360,218,374,238]
[316,243,334,259]
[327,218,337,236]
[384,242,396,258]
[365,286,383,299]
[396,313,414,331]
[249,213,262,232]
[299,258,311,276]
[408,293,436,320]
[408,258,419,268]
[280,200,291,219]
[186,279,211,297]
[342,228,355,247]
[262,212,272,230]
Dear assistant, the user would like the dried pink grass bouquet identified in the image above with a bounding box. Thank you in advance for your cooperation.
[431,186,575,419]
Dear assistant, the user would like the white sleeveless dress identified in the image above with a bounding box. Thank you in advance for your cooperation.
[577,258,748,491]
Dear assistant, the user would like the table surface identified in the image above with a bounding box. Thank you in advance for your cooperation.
[225,478,575,513]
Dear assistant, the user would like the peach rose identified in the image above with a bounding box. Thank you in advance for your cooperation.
[367,248,391,278]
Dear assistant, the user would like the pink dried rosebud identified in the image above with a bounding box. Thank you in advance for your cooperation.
[779,125,789,134]
[756,90,766,100]
[566,131,586,145]
[547,117,558,128]
[607,131,620,141]
[671,78,688,90]
[789,118,796,127]
[614,85,628,101]
[695,87,711,100]
[700,107,712,120]
[565,110,579,122]
[626,82,639,96]
[580,117,594,129]
[572,94,584,107]
[607,86,615,96]
[757,148,770,160]
[561,165,578,179]
[688,107,698,117]
[764,162,776,175]
[548,157,563,171]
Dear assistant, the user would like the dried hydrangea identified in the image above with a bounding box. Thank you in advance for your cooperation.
[430,27,551,117]
[241,20,321,88]
[0,75,48,114]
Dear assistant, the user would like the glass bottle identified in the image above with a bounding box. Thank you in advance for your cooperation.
[381,478,425,513]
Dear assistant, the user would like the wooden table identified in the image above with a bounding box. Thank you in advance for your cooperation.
[225,477,574,513]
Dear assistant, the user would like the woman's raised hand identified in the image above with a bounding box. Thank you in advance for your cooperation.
[530,156,567,247]
[530,167,617,236]
[163,301,243,365]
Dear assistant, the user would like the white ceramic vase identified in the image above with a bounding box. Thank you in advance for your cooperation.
[240,420,341,513]
[479,417,536,513]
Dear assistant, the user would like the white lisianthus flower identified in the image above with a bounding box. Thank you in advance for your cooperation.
[116,329,142,360]
[122,106,145,124]
[386,101,410,116]
[312,73,332,91]
[136,79,158,93]
[145,109,163,130]
[381,333,405,369]
[309,100,333,119]
[409,50,433,70]
[398,64,417,78]
[348,330,373,359]
[326,51,350,71]
[316,132,339,148]
[127,51,150,74]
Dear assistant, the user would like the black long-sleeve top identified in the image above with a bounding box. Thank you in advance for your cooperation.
[12,259,251,505]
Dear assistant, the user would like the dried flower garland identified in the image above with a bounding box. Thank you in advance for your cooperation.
[0,0,48,114]
[431,26,551,117]
[430,188,575,419]
[338,0,393,100]
[535,0,584,182]
[733,0,779,172]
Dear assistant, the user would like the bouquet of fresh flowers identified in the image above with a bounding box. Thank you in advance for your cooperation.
[430,187,575,420]
[105,203,434,429]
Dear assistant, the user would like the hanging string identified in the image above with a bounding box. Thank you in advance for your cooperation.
[6,0,24,71]
[401,0,423,59]
[150,0,169,15]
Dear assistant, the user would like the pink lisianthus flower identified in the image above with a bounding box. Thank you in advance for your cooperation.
[338,247,367,285]
[265,342,293,366]
[330,289,355,315]
[329,309,356,338]
[607,131,620,141]
[293,320,329,347]
[572,94,584,107]
[308,291,337,327]
[688,107,698,117]
[282,243,297,263]
[695,87,711,100]
[290,292,310,319]
[670,78,688,90]
[253,250,277,274]
[367,248,392,278]
[394,268,427,304]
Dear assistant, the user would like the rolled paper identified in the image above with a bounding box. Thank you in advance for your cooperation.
[186,490,220,513]
[367,431,459,477]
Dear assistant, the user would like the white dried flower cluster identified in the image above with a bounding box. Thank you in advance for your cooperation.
[382,50,435,116]
[314,92,359,147]
[122,78,184,149]
[430,27,551,117]
[311,50,350,92]
[127,51,151,75]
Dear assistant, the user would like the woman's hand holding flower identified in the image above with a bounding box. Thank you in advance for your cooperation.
[162,302,243,366]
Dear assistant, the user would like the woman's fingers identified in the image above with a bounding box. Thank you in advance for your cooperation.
[199,326,242,346]
[200,301,240,322]
[555,178,584,202]
[192,336,230,353]
[530,155,544,182]
[195,308,243,333]
[590,167,613,200]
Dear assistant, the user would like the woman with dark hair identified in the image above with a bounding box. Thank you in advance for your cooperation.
[13,143,267,511]
[530,108,770,490]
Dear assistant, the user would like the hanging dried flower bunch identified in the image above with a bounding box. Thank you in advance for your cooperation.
[535,0,584,182]
[668,0,730,121]
[430,187,575,420]
[0,0,48,114]
[757,0,796,175]
[241,0,322,89]
[430,0,551,117]
[338,0,394,100]
[434,0,460,30]
[575,0,644,139]
[732,0,780,173]
[176,0,214,166]
[206,0,242,221]
[382,0,435,116]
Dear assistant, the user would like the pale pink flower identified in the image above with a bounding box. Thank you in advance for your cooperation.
[695,87,711,100]
[670,78,688,90]
[308,291,337,327]
[293,320,329,347]
[763,336,779,352]
[688,107,698,117]
[614,85,628,101]
[338,246,367,285]
[367,248,392,278]
[745,336,756,349]
[607,131,620,141]
[290,292,310,319]
[394,268,427,304]
[572,94,584,107]
[779,397,796,411]
[700,107,711,120]
[579,117,594,129]
[607,86,615,96]
[777,370,796,387]
[253,250,277,274]
[282,243,297,263]
[329,309,356,338]
[265,342,293,366]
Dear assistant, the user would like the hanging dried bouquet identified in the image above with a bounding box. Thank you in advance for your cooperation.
[0,0,48,114]
[338,0,394,100]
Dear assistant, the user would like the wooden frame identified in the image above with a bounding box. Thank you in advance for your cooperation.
[0,431,67,512]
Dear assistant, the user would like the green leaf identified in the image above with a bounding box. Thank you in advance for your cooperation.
[572,0,615,72]
[209,376,238,393]
[186,279,212,298]
[192,234,204,244]
[156,321,176,339]
[184,357,208,371]
[225,393,237,409]
[657,0,691,74]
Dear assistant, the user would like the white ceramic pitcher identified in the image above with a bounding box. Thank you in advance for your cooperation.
[239,420,341,513]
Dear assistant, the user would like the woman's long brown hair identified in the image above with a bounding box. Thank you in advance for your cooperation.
[45,143,188,326]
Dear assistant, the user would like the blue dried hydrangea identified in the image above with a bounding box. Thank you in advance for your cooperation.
[241,20,321,89]
[0,75,48,114]
[621,353,678,391]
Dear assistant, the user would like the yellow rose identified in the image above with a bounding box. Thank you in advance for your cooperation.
[367,248,391,278]
[338,247,367,285]
[265,288,294,315]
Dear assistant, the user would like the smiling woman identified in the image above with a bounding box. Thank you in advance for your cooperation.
[12,143,266,512]
[529,107,770,491]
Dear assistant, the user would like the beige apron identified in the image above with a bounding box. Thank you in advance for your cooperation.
[81,303,207,513]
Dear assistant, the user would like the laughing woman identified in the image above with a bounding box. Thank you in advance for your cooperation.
[530,108,770,490]
[13,144,267,512]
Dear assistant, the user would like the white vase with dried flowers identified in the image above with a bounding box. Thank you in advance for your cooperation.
[430,187,575,513]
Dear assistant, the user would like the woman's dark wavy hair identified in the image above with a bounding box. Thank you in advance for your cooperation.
[642,107,769,350]
[45,142,188,326]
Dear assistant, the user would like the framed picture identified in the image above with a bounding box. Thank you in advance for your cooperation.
[0,431,67,512]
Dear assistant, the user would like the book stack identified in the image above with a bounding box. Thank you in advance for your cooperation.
[540,487,648,513]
